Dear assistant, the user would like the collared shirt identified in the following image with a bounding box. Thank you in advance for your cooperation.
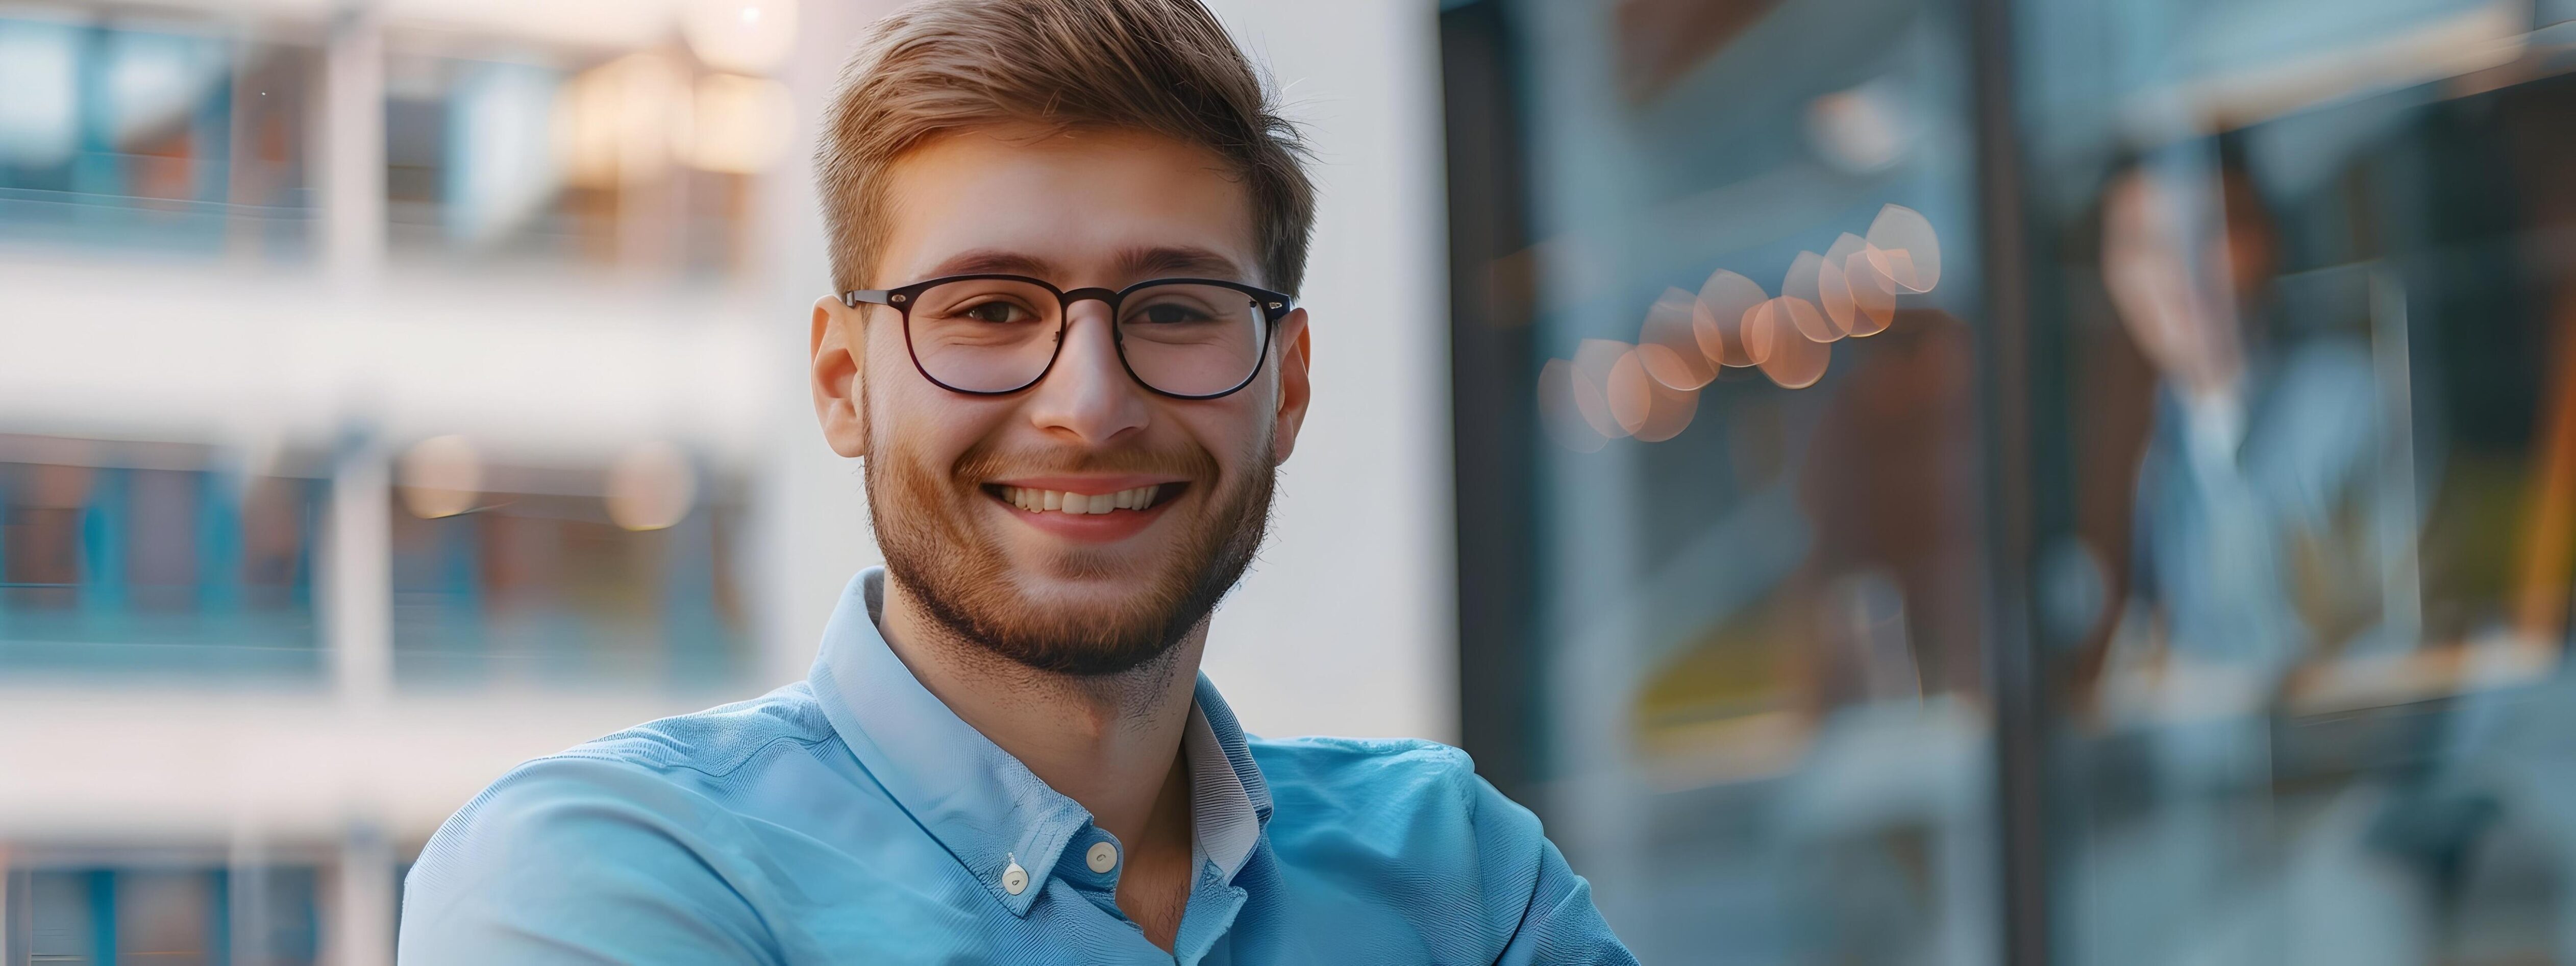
[399,569,1635,964]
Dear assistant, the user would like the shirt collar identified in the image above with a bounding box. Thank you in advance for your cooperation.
[807,568,1272,915]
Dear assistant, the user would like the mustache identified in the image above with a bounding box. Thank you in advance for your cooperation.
[950,440,1221,484]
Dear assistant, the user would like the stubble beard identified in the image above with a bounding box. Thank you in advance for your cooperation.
[865,430,1275,678]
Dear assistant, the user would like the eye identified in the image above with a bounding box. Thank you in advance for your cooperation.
[961,300,1033,324]
[1136,302,1216,325]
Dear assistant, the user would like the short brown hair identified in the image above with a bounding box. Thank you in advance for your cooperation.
[814,0,1317,295]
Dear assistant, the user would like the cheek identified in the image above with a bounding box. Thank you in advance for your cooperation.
[865,357,992,469]
[1171,397,1276,473]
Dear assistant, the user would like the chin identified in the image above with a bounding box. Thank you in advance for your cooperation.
[1002,552,1173,606]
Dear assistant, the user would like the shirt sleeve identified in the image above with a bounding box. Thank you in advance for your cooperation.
[1465,771,1640,966]
[398,758,780,965]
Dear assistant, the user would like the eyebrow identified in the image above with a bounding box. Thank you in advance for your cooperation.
[909,245,1252,287]
[919,249,1060,279]
[1112,245,1248,282]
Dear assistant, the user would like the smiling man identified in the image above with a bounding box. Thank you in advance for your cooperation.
[395,1,1632,962]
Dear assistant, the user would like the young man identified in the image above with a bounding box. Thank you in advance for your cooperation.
[397,1,1633,962]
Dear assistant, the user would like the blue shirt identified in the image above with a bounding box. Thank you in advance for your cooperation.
[399,569,1633,964]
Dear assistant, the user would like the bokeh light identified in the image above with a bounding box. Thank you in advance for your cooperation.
[681,0,799,76]
[1806,86,1910,175]
[1559,206,1938,424]
[1693,268,1768,367]
[605,440,699,531]
[1639,286,1717,390]
[397,435,482,519]
[1573,338,1637,440]
[1748,299,1832,389]
[1538,358,1609,453]
[1781,250,1846,342]
[1631,367,1699,442]
[1606,350,1654,434]
[1827,232,1898,337]
[1864,203,1941,293]
[556,52,686,190]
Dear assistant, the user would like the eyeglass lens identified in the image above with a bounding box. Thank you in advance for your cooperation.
[904,280,1269,396]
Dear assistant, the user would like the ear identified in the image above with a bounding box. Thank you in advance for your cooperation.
[811,294,870,458]
[1269,307,1312,465]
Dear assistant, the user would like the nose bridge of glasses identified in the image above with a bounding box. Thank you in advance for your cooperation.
[1052,287,1123,342]
[1057,287,1123,316]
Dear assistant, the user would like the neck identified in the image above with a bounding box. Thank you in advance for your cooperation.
[875,573,1204,854]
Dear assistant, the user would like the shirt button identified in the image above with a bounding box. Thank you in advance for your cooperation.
[1086,840,1119,874]
[1002,857,1029,896]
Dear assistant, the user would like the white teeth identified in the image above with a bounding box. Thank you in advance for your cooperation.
[999,485,1166,514]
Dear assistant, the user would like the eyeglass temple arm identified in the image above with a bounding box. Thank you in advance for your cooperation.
[840,290,895,308]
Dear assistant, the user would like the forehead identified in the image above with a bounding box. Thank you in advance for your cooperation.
[874,126,1260,286]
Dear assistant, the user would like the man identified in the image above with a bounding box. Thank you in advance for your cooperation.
[397,1,1633,962]
[2096,149,2389,697]
[2089,148,2407,966]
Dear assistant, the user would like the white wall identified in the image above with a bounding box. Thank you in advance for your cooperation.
[757,0,1457,742]
[1197,0,1455,742]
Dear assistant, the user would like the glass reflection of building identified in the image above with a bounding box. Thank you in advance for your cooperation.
[1445,0,2576,962]
[0,3,803,961]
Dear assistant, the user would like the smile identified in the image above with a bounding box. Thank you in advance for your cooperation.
[987,483,1180,515]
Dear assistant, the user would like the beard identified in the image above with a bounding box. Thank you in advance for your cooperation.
[864,427,1275,677]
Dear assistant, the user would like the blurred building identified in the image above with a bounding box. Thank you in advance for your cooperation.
[0,1,811,961]
[1442,0,2576,962]
[0,0,1454,961]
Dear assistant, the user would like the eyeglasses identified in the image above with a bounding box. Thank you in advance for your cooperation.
[842,274,1295,400]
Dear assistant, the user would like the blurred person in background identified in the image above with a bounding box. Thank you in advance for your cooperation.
[393,0,1633,962]
[2100,146,2391,692]
[2091,145,2418,965]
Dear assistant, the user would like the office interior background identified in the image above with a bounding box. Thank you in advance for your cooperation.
[2,0,2574,962]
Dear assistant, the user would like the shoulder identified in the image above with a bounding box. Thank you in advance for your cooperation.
[1249,734,1479,798]
[399,687,842,962]
[1249,735,1539,844]
[550,680,840,785]
[408,683,839,899]
[1248,737,1619,960]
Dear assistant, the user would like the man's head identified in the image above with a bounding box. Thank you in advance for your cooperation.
[2099,151,2275,395]
[807,0,1317,676]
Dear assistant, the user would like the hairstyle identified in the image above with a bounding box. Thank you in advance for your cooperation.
[2087,136,2275,264]
[813,0,1317,295]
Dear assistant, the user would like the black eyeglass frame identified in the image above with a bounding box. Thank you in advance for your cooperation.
[841,274,1297,400]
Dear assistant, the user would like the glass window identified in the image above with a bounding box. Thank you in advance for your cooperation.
[381,40,786,277]
[388,439,752,690]
[1453,0,2576,961]
[0,436,325,678]
[0,14,318,259]
[2017,2,2576,961]
[5,861,321,965]
[1445,0,1994,960]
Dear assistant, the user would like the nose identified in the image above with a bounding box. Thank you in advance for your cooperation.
[1022,298,1149,445]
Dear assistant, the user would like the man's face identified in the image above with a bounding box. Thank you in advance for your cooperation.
[810,126,1312,675]
[2100,170,2242,391]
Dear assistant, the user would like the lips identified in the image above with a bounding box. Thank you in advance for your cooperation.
[995,484,1175,514]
